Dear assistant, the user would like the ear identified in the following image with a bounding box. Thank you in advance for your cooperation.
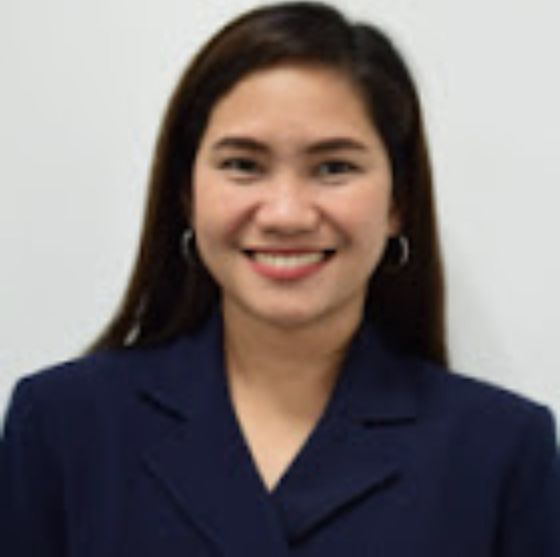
[388,202,402,236]
[181,187,195,229]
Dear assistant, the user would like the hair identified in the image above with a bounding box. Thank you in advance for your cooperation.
[87,1,448,366]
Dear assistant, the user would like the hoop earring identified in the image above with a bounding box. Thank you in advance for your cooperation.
[181,228,194,261]
[396,235,410,267]
[385,234,410,270]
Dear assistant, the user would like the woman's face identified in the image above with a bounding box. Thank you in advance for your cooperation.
[192,64,398,330]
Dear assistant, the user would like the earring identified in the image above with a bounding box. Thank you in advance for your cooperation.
[386,234,410,269]
[181,229,194,261]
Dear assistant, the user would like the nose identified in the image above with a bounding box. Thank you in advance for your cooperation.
[254,175,320,235]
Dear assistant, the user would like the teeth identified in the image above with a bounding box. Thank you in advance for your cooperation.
[252,251,326,268]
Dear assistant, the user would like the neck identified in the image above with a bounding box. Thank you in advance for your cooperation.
[222,301,363,414]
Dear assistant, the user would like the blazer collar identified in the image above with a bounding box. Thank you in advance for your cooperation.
[135,311,420,549]
[334,320,418,424]
[136,312,290,555]
[136,312,226,422]
[268,320,419,543]
[137,312,418,425]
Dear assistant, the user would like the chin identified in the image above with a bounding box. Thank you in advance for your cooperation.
[256,302,349,332]
[235,299,322,329]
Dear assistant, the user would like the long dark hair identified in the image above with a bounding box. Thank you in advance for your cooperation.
[88,1,448,366]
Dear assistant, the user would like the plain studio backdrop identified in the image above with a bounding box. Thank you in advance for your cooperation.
[1,0,559,427]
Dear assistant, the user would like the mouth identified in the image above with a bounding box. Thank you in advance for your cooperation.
[242,248,336,279]
[242,248,336,268]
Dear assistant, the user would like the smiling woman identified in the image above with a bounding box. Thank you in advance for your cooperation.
[192,65,397,332]
[1,2,559,556]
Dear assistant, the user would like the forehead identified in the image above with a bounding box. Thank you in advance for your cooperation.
[200,64,378,145]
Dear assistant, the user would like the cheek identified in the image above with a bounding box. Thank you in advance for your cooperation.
[192,168,254,245]
[333,187,394,242]
[192,164,227,231]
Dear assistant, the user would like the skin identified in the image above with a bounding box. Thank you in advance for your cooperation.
[191,64,399,490]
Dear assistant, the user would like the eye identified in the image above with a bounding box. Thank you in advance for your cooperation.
[218,157,263,177]
[316,160,361,181]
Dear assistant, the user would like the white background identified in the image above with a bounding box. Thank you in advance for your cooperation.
[1,0,559,425]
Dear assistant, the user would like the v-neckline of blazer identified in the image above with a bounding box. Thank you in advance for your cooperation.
[136,310,419,551]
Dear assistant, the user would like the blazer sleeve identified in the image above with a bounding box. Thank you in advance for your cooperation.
[0,378,66,557]
[498,404,560,557]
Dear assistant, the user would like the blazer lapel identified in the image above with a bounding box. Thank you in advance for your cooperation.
[271,324,419,544]
[136,314,290,556]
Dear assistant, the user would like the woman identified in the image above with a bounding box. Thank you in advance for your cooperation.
[1,2,558,555]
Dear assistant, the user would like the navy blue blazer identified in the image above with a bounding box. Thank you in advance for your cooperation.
[1,313,559,556]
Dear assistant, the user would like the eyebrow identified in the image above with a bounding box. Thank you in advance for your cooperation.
[211,136,370,154]
[305,138,369,154]
[212,137,269,153]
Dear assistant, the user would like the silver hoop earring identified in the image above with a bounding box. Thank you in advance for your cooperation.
[395,235,410,267]
[181,228,194,261]
[385,234,410,270]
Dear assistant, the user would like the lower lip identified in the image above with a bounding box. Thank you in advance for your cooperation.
[248,256,330,281]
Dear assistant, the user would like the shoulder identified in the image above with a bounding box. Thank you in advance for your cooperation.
[400,360,560,550]
[409,358,558,468]
[8,348,143,404]
[415,359,555,428]
[2,339,184,435]
[3,312,225,433]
